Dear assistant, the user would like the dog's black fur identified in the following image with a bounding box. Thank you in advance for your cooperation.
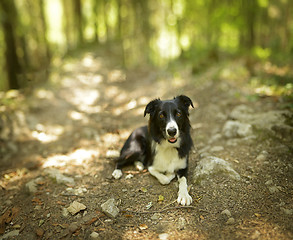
[112,95,194,205]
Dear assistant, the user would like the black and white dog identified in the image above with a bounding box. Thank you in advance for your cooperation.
[112,95,194,206]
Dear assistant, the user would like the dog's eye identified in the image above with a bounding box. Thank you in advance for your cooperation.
[159,113,164,119]
[176,112,181,117]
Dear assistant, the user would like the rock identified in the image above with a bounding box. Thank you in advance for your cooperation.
[177,216,186,230]
[229,105,293,138]
[45,168,75,185]
[62,207,69,217]
[256,151,268,161]
[0,230,20,239]
[280,207,293,215]
[251,230,261,239]
[193,156,240,184]
[159,233,169,240]
[222,120,253,138]
[106,150,120,158]
[210,146,224,152]
[221,209,232,217]
[67,201,87,215]
[268,186,280,194]
[68,222,79,233]
[226,217,235,225]
[151,213,160,220]
[125,174,134,179]
[229,105,254,120]
[25,180,38,194]
[101,198,120,218]
[90,231,100,239]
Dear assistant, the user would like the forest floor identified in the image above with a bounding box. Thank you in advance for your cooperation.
[0,48,293,240]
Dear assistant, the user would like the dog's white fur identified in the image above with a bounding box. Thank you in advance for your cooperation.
[147,139,192,205]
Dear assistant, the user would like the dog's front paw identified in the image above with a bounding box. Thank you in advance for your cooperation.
[157,174,173,185]
[112,169,122,179]
[177,191,192,206]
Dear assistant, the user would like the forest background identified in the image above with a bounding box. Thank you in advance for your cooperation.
[0,0,292,98]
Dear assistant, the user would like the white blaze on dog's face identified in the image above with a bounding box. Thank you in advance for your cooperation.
[165,113,179,143]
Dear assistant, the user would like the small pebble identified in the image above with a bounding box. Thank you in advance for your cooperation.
[90,231,100,239]
[226,217,235,225]
[221,209,232,217]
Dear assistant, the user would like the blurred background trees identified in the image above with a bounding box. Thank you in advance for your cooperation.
[0,0,292,91]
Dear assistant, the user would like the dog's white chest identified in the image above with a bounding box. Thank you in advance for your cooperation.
[152,141,186,173]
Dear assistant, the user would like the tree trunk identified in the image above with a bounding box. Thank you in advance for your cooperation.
[0,0,21,89]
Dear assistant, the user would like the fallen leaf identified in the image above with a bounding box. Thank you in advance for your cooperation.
[32,197,43,205]
[254,213,261,218]
[139,224,148,230]
[158,195,164,202]
[200,215,205,220]
[85,217,98,225]
[57,201,66,206]
[35,227,44,237]
[140,187,147,193]
[124,214,133,218]
[0,207,20,234]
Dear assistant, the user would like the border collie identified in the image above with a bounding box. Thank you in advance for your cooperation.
[112,95,194,206]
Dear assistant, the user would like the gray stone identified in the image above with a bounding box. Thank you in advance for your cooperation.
[177,216,187,230]
[226,217,235,225]
[210,146,224,152]
[0,230,20,239]
[101,198,120,218]
[67,201,87,215]
[221,209,232,217]
[222,120,253,138]
[151,213,160,220]
[45,168,75,185]
[193,156,240,184]
[90,231,100,239]
[280,207,293,215]
[25,180,38,193]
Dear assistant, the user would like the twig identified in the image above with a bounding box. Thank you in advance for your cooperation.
[162,199,177,209]
[60,194,85,198]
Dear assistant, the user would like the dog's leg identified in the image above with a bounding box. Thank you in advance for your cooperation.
[177,168,192,206]
[148,166,175,185]
[134,161,144,171]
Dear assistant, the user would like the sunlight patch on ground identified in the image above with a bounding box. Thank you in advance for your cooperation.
[101,133,120,146]
[32,124,64,143]
[43,148,99,168]
[108,69,126,83]
[77,73,103,86]
[34,89,55,100]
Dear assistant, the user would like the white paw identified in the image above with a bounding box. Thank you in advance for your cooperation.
[112,169,122,179]
[157,174,173,185]
[177,191,192,206]
[134,161,144,171]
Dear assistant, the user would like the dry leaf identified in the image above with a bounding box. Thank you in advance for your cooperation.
[139,224,148,230]
[254,213,261,217]
[200,215,205,220]
[140,187,147,193]
[158,195,164,202]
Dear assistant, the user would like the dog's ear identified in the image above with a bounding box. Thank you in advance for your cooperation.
[175,95,194,109]
[144,98,161,117]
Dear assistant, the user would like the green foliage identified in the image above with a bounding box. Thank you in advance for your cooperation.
[0,0,292,94]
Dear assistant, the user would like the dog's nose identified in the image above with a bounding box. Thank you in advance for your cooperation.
[167,127,177,137]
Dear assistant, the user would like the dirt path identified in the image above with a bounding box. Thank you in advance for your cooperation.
[0,50,293,240]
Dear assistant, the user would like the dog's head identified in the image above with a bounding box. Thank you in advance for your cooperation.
[144,95,194,144]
